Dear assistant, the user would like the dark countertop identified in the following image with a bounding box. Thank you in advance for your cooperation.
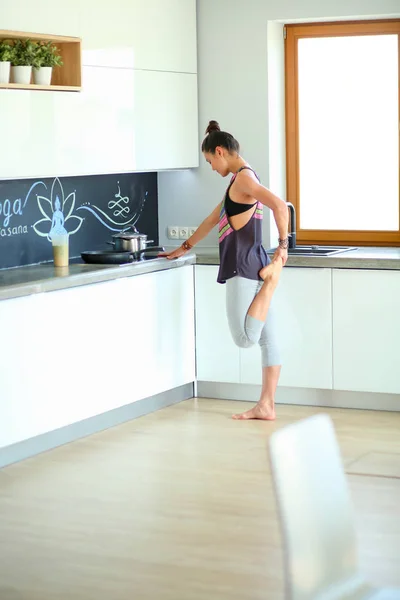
[1,246,400,302]
[195,246,400,270]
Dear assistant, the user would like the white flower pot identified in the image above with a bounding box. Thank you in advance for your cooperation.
[0,61,11,84]
[11,66,32,85]
[33,66,53,86]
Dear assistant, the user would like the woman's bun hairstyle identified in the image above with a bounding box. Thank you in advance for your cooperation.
[201,120,239,155]
[205,120,221,135]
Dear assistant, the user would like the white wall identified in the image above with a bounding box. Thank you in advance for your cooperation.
[158,0,400,248]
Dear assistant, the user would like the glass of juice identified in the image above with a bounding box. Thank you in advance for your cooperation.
[52,233,69,267]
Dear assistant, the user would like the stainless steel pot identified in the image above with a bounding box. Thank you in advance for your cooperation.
[107,226,154,253]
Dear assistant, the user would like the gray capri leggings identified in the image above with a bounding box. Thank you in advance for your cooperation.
[226,276,281,368]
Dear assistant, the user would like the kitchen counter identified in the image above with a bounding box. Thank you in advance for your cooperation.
[0,253,196,301]
[195,246,400,270]
[2,246,400,302]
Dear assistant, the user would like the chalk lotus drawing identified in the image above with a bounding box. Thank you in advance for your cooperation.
[77,181,148,231]
[33,178,83,240]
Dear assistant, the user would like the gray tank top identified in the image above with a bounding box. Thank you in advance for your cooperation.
[217,166,270,284]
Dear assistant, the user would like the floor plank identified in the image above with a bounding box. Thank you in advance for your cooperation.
[0,399,399,599]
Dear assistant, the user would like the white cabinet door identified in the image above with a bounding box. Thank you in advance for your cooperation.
[0,267,195,449]
[69,68,199,175]
[50,66,136,178]
[116,266,196,400]
[0,67,135,180]
[0,90,38,179]
[75,69,198,172]
[133,70,199,171]
[0,281,122,448]
[240,268,333,389]
[333,269,400,393]
[64,66,137,176]
[0,68,198,178]
[80,0,197,73]
[1,0,81,37]
[195,266,240,383]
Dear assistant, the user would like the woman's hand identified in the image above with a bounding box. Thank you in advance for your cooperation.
[158,245,187,260]
[273,246,288,266]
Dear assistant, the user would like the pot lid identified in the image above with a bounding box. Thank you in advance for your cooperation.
[112,226,147,240]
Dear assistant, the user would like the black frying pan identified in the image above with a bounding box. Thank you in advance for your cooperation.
[81,247,165,265]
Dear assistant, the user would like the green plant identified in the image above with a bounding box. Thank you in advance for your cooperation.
[0,40,14,62]
[11,39,37,66]
[32,41,63,69]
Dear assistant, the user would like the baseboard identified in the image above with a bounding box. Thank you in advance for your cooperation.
[0,383,194,469]
[197,381,400,412]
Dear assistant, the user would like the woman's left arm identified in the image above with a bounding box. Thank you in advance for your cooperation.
[236,172,289,264]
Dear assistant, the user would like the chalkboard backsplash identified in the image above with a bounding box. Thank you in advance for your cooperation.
[0,172,158,270]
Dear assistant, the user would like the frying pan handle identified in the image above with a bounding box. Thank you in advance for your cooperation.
[139,246,165,254]
[132,246,165,259]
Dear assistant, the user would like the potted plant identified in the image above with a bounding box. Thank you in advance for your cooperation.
[11,39,37,84]
[32,41,63,86]
[0,40,14,84]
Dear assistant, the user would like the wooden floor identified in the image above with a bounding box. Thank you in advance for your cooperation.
[0,400,399,600]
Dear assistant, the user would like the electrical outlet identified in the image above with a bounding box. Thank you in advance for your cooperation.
[179,227,189,240]
[188,227,197,237]
[167,226,179,239]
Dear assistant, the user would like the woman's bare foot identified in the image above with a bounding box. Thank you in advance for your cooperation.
[259,258,283,286]
[232,403,276,421]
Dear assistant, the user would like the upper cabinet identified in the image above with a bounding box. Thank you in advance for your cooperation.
[0,0,81,37]
[80,0,197,73]
[133,70,199,171]
[1,0,197,74]
[0,0,198,177]
[0,67,198,179]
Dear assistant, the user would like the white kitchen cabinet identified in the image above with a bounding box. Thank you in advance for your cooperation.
[332,268,400,394]
[0,266,195,449]
[0,67,135,179]
[0,0,198,178]
[133,70,199,171]
[0,67,198,178]
[0,90,36,178]
[0,0,81,37]
[80,0,197,73]
[116,266,196,400]
[195,265,333,390]
[1,0,197,74]
[73,69,198,173]
[195,266,240,383]
[240,267,333,389]
[58,66,137,176]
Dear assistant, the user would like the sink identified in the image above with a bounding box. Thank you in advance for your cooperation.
[289,245,358,256]
[268,245,358,257]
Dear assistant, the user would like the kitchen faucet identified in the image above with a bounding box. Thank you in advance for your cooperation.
[286,202,296,249]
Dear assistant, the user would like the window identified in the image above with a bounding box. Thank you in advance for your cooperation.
[285,20,400,246]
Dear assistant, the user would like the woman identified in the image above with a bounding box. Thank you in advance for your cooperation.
[162,121,289,420]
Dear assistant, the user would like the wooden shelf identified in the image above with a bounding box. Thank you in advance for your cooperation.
[0,83,81,92]
[0,30,81,92]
